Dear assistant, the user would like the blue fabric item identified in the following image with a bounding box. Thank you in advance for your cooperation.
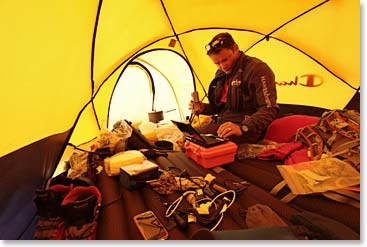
[0,130,70,239]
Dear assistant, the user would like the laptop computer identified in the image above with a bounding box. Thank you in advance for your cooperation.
[171,120,228,148]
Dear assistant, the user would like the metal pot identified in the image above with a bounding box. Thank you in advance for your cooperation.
[148,110,164,123]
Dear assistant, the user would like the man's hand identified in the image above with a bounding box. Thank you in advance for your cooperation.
[217,122,242,138]
[188,100,204,114]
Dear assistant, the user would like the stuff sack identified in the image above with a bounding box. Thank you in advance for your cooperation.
[295,109,360,170]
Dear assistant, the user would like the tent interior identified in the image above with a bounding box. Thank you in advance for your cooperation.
[0,0,360,240]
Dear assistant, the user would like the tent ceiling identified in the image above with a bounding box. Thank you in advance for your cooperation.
[0,0,360,157]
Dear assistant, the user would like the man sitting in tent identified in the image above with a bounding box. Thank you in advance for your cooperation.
[189,32,279,144]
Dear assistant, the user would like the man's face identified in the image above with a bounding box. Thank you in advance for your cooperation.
[209,45,239,74]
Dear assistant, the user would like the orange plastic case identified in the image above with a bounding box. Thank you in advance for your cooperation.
[184,140,238,168]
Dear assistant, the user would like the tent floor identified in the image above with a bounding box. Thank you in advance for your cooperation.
[94,151,360,240]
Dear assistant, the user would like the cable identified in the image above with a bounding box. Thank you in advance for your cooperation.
[67,143,99,155]
[223,179,250,194]
[165,191,196,218]
[212,189,236,209]
[209,190,236,231]
[210,212,224,232]
[192,190,236,230]
[100,192,122,208]
[164,187,236,231]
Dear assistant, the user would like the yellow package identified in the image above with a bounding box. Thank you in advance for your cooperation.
[104,150,146,176]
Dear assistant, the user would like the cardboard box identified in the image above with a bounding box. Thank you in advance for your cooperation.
[119,160,160,190]
[184,140,237,168]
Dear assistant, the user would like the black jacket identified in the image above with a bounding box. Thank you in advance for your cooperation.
[202,52,279,141]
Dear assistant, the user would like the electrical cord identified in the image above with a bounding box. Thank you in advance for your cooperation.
[67,143,99,155]
[165,191,196,218]
[164,189,236,231]
[159,167,237,230]
[152,196,189,230]
[223,178,250,194]
[100,192,123,208]
[204,190,236,231]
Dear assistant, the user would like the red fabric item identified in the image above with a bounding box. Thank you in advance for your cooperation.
[33,184,71,240]
[264,115,320,143]
[62,186,101,205]
[284,146,311,165]
[61,186,102,240]
[220,80,230,103]
[257,141,304,161]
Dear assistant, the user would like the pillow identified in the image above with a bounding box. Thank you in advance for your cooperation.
[263,114,320,143]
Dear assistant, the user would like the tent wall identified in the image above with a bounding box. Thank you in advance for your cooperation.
[344,91,360,111]
[0,1,99,157]
[0,130,70,239]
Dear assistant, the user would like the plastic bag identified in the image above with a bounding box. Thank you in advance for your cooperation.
[96,120,133,153]
[277,158,360,195]
[66,150,89,180]
[236,143,281,160]
[155,125,183,151]
[138,121,158,142]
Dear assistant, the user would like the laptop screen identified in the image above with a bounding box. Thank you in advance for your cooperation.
[171,120,229,147]
[171,120,206,143]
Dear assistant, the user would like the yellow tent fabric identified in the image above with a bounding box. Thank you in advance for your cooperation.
[0,0,360,158]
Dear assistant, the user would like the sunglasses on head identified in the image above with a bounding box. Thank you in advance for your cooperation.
[205,38,227,52]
